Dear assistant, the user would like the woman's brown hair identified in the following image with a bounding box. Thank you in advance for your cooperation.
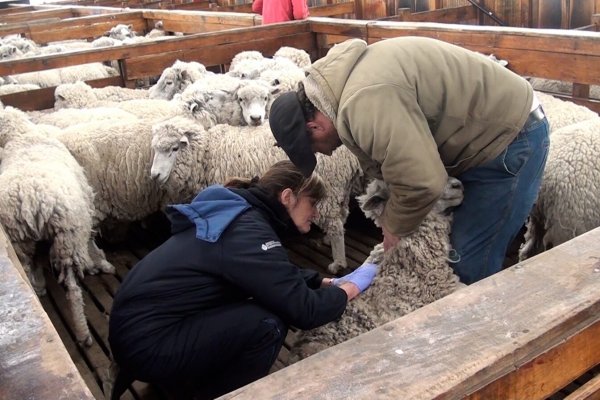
[225,160,326,202]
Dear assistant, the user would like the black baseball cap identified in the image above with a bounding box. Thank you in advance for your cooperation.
[269,92,317,177]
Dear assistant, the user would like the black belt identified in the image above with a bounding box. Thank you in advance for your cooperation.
[523,105,545,130]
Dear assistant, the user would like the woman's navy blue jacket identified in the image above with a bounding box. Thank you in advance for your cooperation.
[109,185,347,355]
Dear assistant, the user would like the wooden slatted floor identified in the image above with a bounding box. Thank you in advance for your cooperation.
[37,206,599,399]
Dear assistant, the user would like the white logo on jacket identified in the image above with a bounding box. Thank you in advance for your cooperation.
[261,240,282,251]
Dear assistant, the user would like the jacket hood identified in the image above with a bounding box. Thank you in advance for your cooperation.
[166,185,250,242]
[303,39,367,122]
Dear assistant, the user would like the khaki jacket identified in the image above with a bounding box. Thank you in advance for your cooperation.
[303,37,533,236]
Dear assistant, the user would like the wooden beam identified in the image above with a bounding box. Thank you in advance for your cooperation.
[564,372,600,400]
[221,227,600,399]
[0,225,95,400]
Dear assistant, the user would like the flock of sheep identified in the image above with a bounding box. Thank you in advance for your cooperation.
[1,25,599,372]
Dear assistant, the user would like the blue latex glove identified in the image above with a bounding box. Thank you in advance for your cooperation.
[331,262,378,293]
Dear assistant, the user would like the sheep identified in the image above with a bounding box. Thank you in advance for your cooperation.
[179,77,272,127]
[28,106,139,129]
[0,43,23,60]
[529,77,600,100]
[0,106,60,147]
[288,177,463,363]
[273,46,312,69]
[519,117,600,261]
[0,125,114,346]
[7,63,118,88]
[150,120,364,272]
[54,81,149,109]
[0,82,41,95]
[106,24,137,41]
[259,67,305,98]
[535,91,598,133]
[227,57,299,80]
[229,50,264,71]
[56,119,167,224]
[148,59,209,100]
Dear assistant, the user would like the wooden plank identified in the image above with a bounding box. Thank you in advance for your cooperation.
[565,372,600,400]
[0,8,76,24]
[362,22,600,84]
[123,29,314,79]
[466,320,600,399]
[0,21,310,76]
[0,76,123,111]
[0,225,95,400]
[379,4,477,23]
[220,227,600,400]
[309,1,355,17]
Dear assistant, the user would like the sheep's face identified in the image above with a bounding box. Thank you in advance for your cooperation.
[150,117,204,185]
[0,44,21,61]
[108,24,136,41]
[183,91,222,129]
[357,179,389,227]
[357,177,464,227]
[236,83,270,126]
[149,68,183,100]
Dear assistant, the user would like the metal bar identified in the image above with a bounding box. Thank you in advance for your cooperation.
[466,0,507,26]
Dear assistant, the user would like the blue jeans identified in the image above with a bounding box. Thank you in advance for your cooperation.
[449,115,550,284]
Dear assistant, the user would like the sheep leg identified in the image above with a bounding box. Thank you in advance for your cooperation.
[62,267,93,347]
[13,241,47,296]
[87,239,115,275]
[324,219,347,274]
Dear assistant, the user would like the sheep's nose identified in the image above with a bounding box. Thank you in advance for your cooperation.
[251,115,262,123]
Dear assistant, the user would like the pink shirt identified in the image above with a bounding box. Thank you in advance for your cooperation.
[252,0,309,24]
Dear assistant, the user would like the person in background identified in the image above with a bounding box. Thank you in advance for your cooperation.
[109,160,377,400]
[267,37,550,285]
[252,0,309,24]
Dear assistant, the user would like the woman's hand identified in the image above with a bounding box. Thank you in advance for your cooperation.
[331,262,378,300]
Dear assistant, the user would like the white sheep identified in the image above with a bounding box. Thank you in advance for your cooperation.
[28,106,139,129]
[529,77,600,100]
[148,59,209,100]
[273,46,312,69]
[519,117,600,260]
[150,120,363,272]
[179,76,272,127]
[0,106,59,147]
[0,82,41,95]
[229,50,264,71]
[7,63,118,88]
[53,81,149,109]
[0,43,23,60]
[0,121,114,346]
[289,177,463,363]
[535,91,598,132]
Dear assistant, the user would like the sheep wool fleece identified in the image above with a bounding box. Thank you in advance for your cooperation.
[303,37,534,236]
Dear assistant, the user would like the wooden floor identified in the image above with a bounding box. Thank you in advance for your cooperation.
[37,206,599,400]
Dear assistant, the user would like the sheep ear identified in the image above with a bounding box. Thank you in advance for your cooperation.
[188,101,198,112]
[103,30,110,37]
[128,24,133,30]
[180,135,189,146]
[9,47,16,55]
[361,195,386,211]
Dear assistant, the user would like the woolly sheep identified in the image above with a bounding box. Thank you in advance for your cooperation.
[273,46,312,68]
[519,117,600,260]
[535,91,598,132]
[0,106,59,147]
[0,43,22,60]
[229,50,264,71]
[54,117,207,228]
[106,24,136,41]
[0,124,114,346]
[227,57,299,80]
[149,60,209,100]
[288,177,463,363]
[8,63,118,88]
[0,83,41,95]
[179,77,272,127]
[259,67,305,98]
[150,121,363,272]
[54,81,149,109]
[28,106,139,129]
[529,77,600,99]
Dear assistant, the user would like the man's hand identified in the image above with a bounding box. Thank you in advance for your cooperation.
[382,224,401,252]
